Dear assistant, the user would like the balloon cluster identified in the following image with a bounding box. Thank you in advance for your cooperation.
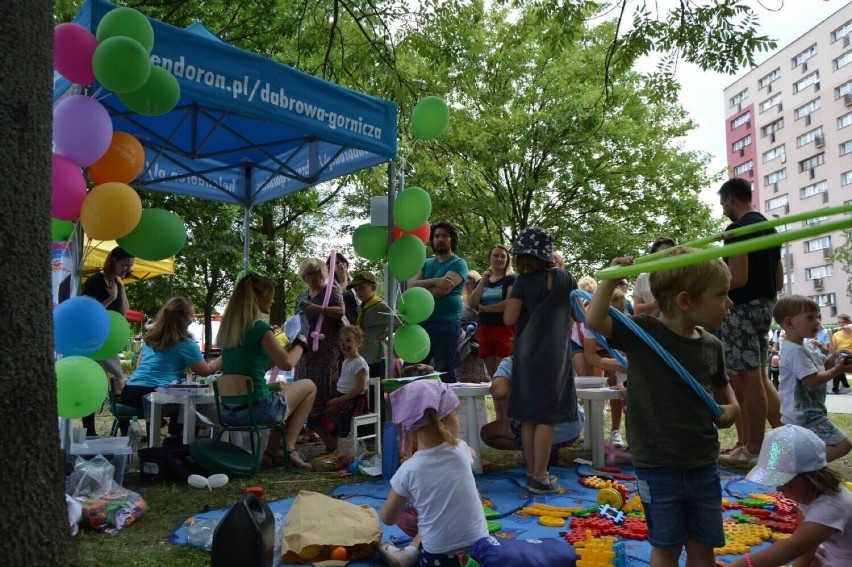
[52,7,186,419]
[351,97,450,362]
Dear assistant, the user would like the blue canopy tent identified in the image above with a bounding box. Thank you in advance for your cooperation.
[54,0,398,270]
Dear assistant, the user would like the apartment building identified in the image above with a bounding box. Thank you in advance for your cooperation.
[723,3,852,320]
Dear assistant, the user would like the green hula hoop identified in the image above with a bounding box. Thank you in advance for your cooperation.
[596,214,852,280]
[633,204,852,266]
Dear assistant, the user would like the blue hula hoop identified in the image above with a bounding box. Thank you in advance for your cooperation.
[570,289,722,418]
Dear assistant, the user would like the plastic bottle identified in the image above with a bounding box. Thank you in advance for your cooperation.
[128,416,144,473]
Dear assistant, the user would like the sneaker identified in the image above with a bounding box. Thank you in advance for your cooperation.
[838,386,852,395]
[610,430,625,448]
[526,475,561,495]
[721,442,745,455]
[718,445,759,467]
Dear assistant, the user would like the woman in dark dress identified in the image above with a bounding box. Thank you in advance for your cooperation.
[81,246,134,436]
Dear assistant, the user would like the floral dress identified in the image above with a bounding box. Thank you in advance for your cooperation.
[295,282,344,410]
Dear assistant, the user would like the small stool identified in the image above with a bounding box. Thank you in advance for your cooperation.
[575,387,625,469]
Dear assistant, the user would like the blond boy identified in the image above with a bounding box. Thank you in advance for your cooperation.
[586,248,738,567]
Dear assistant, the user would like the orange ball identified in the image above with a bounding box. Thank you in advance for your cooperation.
[88,131,145,184]
[329,546,348,561]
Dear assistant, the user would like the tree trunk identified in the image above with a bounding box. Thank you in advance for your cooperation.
[0,1,77,563]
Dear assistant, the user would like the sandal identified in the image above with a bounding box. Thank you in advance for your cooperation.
[287,448,312,470]
[262,450,285,468]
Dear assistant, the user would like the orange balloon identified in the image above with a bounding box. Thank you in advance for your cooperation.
[80,182,142,240]
[329,546,348,561]
[88,131,145,184]
[392,220,430,244]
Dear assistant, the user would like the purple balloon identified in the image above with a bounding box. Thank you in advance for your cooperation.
[52,154,87,220]
[53,95,113,167]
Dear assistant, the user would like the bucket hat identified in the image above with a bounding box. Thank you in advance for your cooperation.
[510,226,553,262]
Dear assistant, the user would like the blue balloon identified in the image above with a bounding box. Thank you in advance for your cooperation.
[54,296,110,356]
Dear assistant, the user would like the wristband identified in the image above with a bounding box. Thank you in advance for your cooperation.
[744,552,754,567]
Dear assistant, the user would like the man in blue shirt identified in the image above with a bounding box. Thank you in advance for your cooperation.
[408,221,468,382]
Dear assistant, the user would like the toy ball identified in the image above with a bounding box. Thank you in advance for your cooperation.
[329,546,348,561]
[466,324,475,333]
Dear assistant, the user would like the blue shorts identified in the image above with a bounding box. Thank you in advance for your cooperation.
[635,463,725,549]
[221,391,288,425]
[569,340,583,356]
[806,418,848,447]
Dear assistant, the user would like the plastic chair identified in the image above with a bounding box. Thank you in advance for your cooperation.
[191,374,286,475]
[351,377,382,456]
[108,375,144,437]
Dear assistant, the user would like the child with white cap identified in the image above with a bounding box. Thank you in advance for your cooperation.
[379,380,488,567]
[728,424,852,567]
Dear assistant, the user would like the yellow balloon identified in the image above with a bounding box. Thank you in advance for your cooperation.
[80,182,142,240]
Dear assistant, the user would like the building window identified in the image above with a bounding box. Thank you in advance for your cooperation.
[764,169,787,186]
[792,44,817,68]
[841,140,852,157]
[811,293,836,307]
[762,119,784,137]
[832,20,852,43]
[734,161,754,176]
[794,71,819,93]
[800,180,827,199]
[731,112,751,130]
[842,170,852,186]
[799,153,825,173]
[805,236,831,252]
[759,93,783,113]
[729,88,749,108]
[804,213,830,225]
[765,194,788,211]
[840,112,852,130]
[806,265,833,279]
[835,50,852,71]
[797,127,824,147]
[759,68,781,89]
[837,81,852,99]
[795,98,821,119]
[732,135,752,152]
[762,145,785,163]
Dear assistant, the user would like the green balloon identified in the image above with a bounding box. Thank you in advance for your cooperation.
[388,235,426,281]
[96,7,155,53]
[117,66,181,116]
[352,224,388,261]
[90,311,132,361]
[56,356,108,419]
[394,324,431,363]
[93,36,152,94]
[411,96,450,141]
[393,186,432,231]
[117,208,186,260]
[52,218,75,242]
[398,287,435,325]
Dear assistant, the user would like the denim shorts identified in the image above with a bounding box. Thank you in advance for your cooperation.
[806,418,848,447]
[635,463,725,549]
[221,391,288,426]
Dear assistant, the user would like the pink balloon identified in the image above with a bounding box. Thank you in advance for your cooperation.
[53,95,113,167]
[54,23,98,85]
[52,154,87,220]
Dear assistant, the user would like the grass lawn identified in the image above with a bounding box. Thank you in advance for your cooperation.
[73,401,852,565]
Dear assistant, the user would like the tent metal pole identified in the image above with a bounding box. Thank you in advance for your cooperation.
[385,160,397,382]
[243,206,251,275]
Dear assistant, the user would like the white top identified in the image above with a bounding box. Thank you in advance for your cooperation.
[390,440,488,554]
[779,341,828,427]
[336,356,369,395]
[799,487,852,566]
[632,273,659,318]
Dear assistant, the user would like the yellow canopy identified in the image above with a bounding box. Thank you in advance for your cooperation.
[82,239,175,285]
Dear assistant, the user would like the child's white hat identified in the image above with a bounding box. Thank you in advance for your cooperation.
[746,424,827,486]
